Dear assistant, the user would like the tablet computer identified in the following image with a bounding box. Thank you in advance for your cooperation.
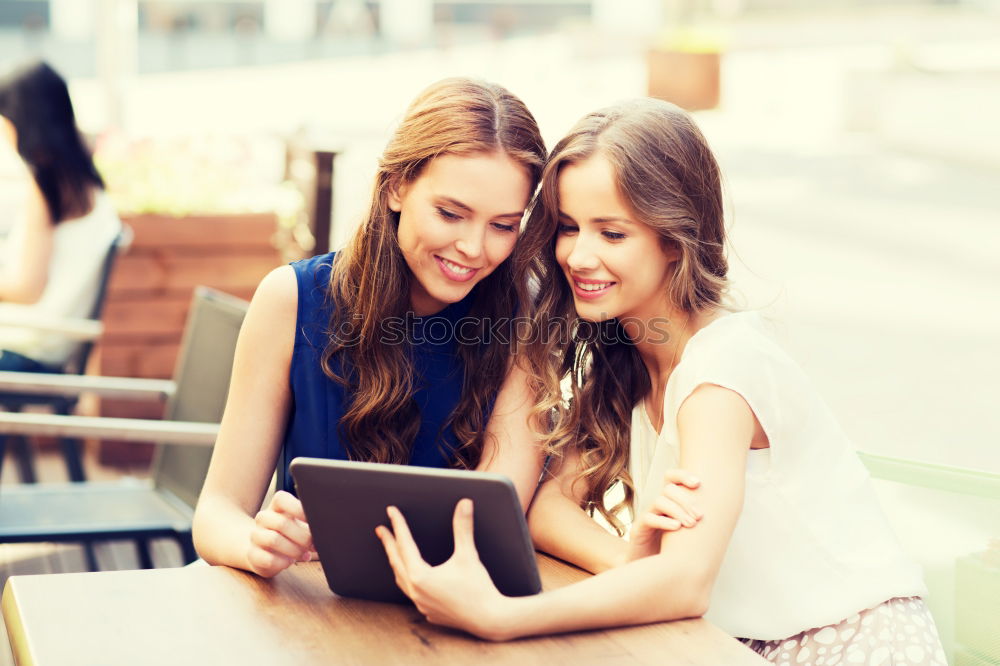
[289,457,542,603]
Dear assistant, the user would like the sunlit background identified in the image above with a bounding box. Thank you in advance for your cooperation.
[1,1,998,662]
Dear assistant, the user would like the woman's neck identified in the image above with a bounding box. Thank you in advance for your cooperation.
[626,305,691,385]
[626,304,720,430]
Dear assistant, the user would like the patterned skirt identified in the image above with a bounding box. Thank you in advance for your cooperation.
[739,597,946,665]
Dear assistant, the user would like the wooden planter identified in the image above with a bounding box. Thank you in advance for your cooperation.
[95,212,283,466]
[647,49,721,111]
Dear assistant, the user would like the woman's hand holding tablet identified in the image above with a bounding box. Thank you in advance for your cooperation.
[247,490,318,577]
[290,458,542,603]
[377,499,519,641]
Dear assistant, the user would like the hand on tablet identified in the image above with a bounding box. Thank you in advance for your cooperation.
[626,469,702,563]
[247,490,318,578]
[376,499,518,641]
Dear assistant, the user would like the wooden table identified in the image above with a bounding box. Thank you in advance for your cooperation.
[2,555,765,665]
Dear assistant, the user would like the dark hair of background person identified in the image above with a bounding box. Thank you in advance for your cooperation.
[0,60,105,224]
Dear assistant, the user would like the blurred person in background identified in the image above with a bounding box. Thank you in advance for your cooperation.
[193,78,548,578]
[0,60,121,372]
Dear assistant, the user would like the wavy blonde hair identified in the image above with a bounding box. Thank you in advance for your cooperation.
[324,78,545,467]
[515,99,728,532]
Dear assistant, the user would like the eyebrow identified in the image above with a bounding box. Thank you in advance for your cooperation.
[558,211,635,225]
[438,196,524,220]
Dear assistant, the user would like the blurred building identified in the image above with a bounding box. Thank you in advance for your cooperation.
[4,0,994,79]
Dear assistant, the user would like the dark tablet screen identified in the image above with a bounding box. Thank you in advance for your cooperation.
[290,457,542,603]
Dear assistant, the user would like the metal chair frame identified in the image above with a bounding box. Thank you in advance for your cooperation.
[0,227,132,482]
[0,287,248,571]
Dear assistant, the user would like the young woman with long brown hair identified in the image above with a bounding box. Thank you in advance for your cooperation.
[378,98,946,664]
[192,78,547,577]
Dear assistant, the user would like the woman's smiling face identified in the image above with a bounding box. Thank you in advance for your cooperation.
[554,152,678,323]
[391,150,532,316]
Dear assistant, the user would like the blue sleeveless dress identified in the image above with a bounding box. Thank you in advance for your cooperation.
[278,252,482,492]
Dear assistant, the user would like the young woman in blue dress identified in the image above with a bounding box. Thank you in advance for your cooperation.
[192,78,548,578]
[378,98,946,664]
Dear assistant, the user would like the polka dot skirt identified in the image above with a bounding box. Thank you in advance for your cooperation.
[738,597,947,665]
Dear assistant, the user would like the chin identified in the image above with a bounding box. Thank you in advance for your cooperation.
[432,285,473,306]
[573,303,616,324]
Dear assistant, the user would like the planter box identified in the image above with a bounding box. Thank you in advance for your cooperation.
[96,212,282,466]
[647,49,721,111]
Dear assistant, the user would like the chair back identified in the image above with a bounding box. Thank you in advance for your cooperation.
[151,287,249,509]
[63,226,133,375]
[860,452,1000,665]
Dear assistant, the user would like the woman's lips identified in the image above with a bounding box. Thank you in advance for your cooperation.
[571,277,616,300]
[435,255,479,283]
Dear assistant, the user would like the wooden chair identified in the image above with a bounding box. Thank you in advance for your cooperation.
[0,228,131,482]
[0,287,248,571]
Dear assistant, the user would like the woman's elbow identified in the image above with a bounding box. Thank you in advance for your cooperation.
[191,498,223,564]
[1,280,45,304]
[680,575,714,618]
[683,589,712,618]
[673,564,714,618]
[190,507,209,558]
[652,589,710,623]
[644,561,714,621]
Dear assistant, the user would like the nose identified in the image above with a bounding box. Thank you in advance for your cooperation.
[454,222,486,261]
[564,232,599,273]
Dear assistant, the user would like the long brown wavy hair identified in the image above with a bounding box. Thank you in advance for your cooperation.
[515,99,728,533]
[323,78,545,468]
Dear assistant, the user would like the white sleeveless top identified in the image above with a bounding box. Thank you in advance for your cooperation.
[628,311,926,640]
[0,189,121,366]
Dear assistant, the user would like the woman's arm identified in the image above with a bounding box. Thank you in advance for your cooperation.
[192,265,314,576]
[527,450,629,573]
[475,363,545,511]
[529,449,701,574]
[0,175,52,304]
[379,383,755,640]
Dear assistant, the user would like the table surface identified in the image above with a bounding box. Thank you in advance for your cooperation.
[2,554,765,665]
